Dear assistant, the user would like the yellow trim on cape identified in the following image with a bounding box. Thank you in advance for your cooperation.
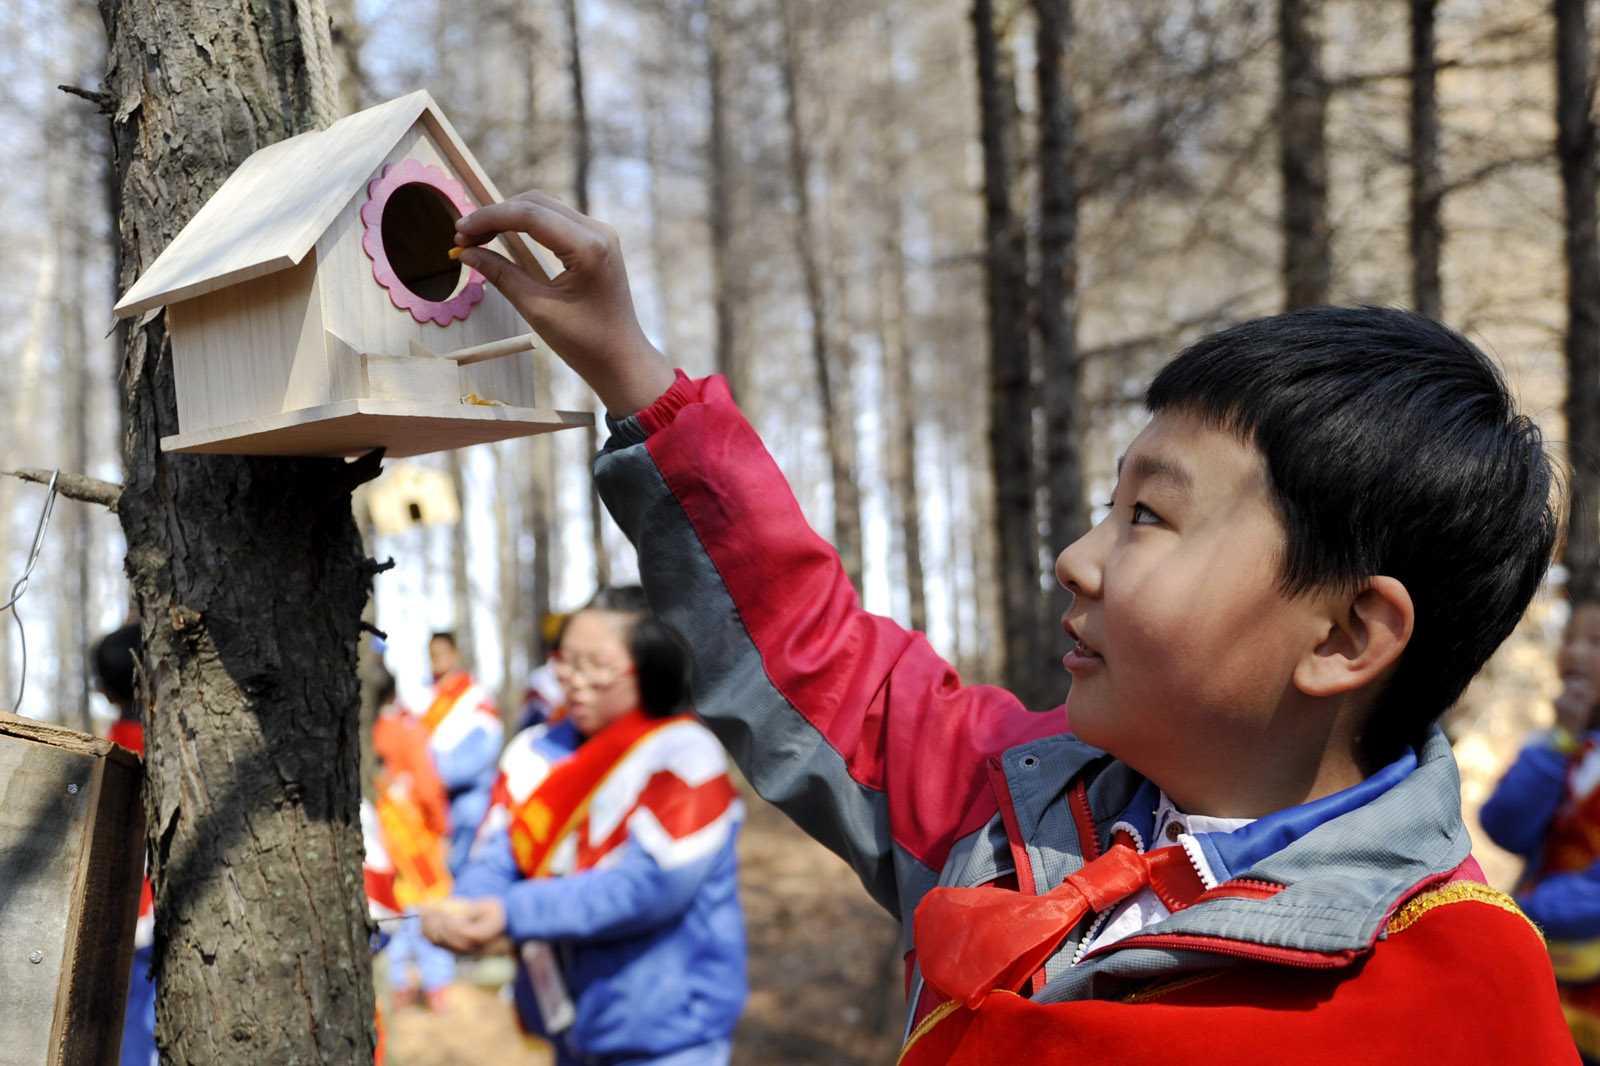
[1385,880,1541,940]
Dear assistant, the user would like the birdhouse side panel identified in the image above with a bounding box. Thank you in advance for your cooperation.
[459,348,538,408]
[167,256,323,433]
[317,129,531,364]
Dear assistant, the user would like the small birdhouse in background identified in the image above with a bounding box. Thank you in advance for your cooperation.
[363,462,460,536]
[113,90,592,459]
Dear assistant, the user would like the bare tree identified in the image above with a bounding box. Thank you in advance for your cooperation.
[700,0,750,401]
[777,0,865,593]
[1280,0,1331,308]
[1036,0,1085,693]
[868,8,929,634]
[98,0,376,1059]
[974,0,1044,703]
[560,0,611,590]
[1557,0,1600,600]
[1409,0,1442,320]
[447,449,477,668]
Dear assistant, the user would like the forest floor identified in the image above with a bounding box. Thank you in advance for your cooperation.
[384,622,1558,1066]
[382,772,905,1066]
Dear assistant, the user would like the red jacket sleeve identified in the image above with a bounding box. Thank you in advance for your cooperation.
[598,373,1065,916]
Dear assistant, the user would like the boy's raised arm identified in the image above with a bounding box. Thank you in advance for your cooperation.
[453,190,676,416]
[463,192,1064,920]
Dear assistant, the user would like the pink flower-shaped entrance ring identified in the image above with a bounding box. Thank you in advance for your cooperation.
[361,158,485,326]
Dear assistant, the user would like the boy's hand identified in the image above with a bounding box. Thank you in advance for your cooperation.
[420,897,507,953]
[1555,676,1599,737]
[454,191,677,416]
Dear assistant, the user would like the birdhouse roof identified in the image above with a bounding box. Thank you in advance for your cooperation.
[114,90,535,317]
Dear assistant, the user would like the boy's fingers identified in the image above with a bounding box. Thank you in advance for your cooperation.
[458,245,549,306]
[458,195,600,261]
[514,188,592,225]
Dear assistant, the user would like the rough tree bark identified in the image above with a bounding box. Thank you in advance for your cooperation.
[1036,0,1085,705]
[974,0,1043,701]
[1279,0,1331,309]
[1557,0,1600,600]
[98,0,377,1060]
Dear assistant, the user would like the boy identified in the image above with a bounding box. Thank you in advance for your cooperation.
[452,191,1577,1061]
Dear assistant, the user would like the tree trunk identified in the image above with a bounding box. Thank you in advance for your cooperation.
[778,0,864,595]
[1279,0,1331,309]
[528,431,556,660]
[561,0,610,590]
[1557,0,1600,600]
[0,167,57,710]
[1036,0,1084,706]
[99,0,376,1060]
[326,0,365,117]
[869,11,928,635]
[447,449,477,668]
[55,115,97,733]
[1409,0,1442,321]
[973,0,1042,700]
[492,443,525,721]
[701,0,747,402]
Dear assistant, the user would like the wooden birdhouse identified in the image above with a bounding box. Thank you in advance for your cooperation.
[112,90,592,459]
[363,462,461,536]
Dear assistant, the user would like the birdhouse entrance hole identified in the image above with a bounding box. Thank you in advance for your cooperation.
[381,182,462,303]
[362,158,486,326]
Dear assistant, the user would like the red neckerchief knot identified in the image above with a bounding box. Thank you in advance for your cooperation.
[913,831,1208,1009]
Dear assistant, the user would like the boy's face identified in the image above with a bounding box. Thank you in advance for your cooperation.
[1557,603,1600,724]
[1055,410,1338,814]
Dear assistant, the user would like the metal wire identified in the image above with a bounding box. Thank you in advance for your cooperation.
[5,471,59,714]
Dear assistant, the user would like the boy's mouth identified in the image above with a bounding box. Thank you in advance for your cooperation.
[1062,622,1102,663]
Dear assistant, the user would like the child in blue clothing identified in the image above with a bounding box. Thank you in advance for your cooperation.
[1482,594,1600,1061]
[422,589,746,1066]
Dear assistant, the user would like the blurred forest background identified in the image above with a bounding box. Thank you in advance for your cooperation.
[2,0,1599,1060]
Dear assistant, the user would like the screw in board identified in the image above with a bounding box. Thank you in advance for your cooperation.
[66,783,78,795]
[28,951,42,964]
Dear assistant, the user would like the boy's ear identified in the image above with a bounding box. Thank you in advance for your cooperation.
[1294,577,1415,698]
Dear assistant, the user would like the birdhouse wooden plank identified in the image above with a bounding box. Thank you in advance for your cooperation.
[0,711,144,1066]
[113,91,593,458]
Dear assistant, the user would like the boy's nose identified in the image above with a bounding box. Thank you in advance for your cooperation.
[1054,524,1102,597]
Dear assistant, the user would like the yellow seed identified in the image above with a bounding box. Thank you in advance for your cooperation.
[447,246,463,260]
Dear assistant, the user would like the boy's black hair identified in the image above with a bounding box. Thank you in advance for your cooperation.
[1146,306,1557,767]
[92,621,143,712]
[579,585,693,718]
[429,630,458,647]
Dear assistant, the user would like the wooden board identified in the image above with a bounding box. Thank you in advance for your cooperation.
[159,398,594,458]
[0,712,143,1066]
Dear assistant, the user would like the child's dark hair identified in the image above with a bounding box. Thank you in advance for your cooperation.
[579,585,694,718]
[1147,306,1557,767]
[92,621,143,712]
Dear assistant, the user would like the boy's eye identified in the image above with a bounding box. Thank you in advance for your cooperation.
[1131,502,1161,526]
